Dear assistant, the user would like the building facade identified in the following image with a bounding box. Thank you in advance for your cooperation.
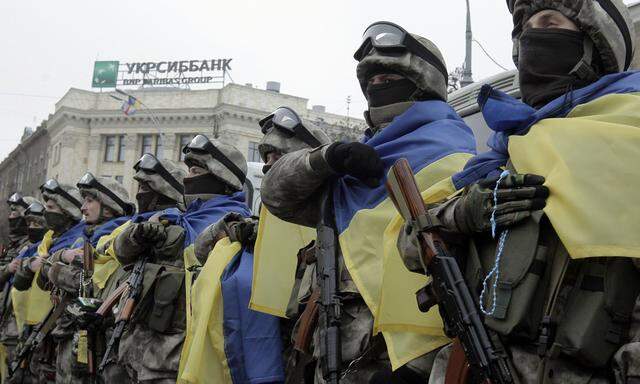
[0,82,365,243]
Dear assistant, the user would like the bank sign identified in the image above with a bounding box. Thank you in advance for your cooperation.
[91,59,232,88]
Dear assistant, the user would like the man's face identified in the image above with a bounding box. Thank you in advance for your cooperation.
[265,152,282,167]
[44,199,63,214]
[525,9,579,31]
[186,165,208,178]
[368,73,405,85]
[8,205,22,219]
[137,180,152,193]
[81,195,101,224]
[26,218,44,229]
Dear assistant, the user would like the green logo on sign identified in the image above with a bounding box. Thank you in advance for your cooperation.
[92,61,119,88]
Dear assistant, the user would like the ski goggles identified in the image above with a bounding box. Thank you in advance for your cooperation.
[77,172,135,215]
[25,201,45,216]
[6,193,28,209]
[353,21,448,80]
[134,153,184,194]
[259,107,322,148]
[182,135,246,185]
[40,179,82,209]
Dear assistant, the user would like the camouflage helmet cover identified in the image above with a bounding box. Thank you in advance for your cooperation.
[258,121,331,161]
[41,183,83,221]
[184,137,248,191]
[507,0,635,74]
[78,175,134,217]
[356,32,448,102]
[134,157,186,205]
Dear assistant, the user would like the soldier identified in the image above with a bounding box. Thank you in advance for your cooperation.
[10,180,83,384]
[37,174,133,384]
[261,22,476,383]
[104,154,186,384]
[399,1,640,383]
[1,194,40,370]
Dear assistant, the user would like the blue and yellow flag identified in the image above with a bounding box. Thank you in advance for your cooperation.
[331,101,476,368]
[250,206,315,318]
[454,71,640,259]
[178,195,284,383]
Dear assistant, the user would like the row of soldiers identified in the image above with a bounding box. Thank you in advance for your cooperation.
[2,0,640,382]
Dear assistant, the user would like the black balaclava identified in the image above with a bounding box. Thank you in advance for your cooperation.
[518,28,596,109]
[365,77,418,108]
[27,227,47,243]
[136,190,177,213]
[183,173,229,200]
[9,216,28,237]
[44,211,76,236]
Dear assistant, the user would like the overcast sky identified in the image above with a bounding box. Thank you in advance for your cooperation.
[0,0,635,161]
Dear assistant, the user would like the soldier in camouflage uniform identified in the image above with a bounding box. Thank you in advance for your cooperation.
[399,1,640,383]
[106,155,187,384]
[0,194,41,371]
[12,181,83,384]
[261,24,453,383]
[194,108,331,383]
[37,175,134,384]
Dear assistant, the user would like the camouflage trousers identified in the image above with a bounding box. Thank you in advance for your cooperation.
[310,298,435,384]
[428,344,613,384]
[118,323,184,383]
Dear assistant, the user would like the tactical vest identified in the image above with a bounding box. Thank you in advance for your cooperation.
[464,211,640,368]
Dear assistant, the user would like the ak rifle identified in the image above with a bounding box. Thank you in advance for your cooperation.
[9,295,71,377]
[98,255,147,372]
[316,187,341,384]
[80,240,96,376]
[386,158,513,384]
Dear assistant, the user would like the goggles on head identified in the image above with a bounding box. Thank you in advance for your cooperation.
[259,107,322,148]
[7,193,28,209]
[40,179,82,209]
[353,21,448,81]
[77,172,134,216]
[134,153,184,194]
[182,135,246,185]
[25,201,45,216]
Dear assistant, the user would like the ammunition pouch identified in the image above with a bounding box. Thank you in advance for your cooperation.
[147,267,186,333]
[554,257,640,367]
[468,212,549,340]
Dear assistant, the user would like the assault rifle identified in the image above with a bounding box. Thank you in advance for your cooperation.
[9,295,71,377]
[80,240,97,376]
[98,256,147,372]
[316,187,341,384]
[386,159,513,384]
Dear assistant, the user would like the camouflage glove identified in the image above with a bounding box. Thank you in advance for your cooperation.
[454,173,549,234]
[325,142,384,187]
[227,217,258,246]
[131,221,167,244]
[194,212,245,264]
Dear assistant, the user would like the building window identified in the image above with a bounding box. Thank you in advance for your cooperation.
[247,141,261,162]
[179,134,195,161]
[141,135,153,156]
[115,175,123,184]
[118,135,126,162]
[141,134,164,157]
[156,136,164,159]
[104,136,117,162]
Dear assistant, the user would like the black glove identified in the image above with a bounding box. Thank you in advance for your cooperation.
[228,218,258,246]
[325,142,384,187]
[455,173,549,234]
[132,221,167,244]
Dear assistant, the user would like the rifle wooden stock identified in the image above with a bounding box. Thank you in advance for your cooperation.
[118,297,136,322]
[386,159,514,384]
[96,283,129,317]
[294,289,320,354]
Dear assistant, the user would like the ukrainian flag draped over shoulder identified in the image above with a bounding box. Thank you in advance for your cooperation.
[456,71,640,259]
[251,206,315,317]
[331,100,476,369]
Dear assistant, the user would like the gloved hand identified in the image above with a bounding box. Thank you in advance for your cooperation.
[194,212,245,264]
[227,217,258,246]
[132,221,167,244]
[454,173,549,234]
[325,142,384,187]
